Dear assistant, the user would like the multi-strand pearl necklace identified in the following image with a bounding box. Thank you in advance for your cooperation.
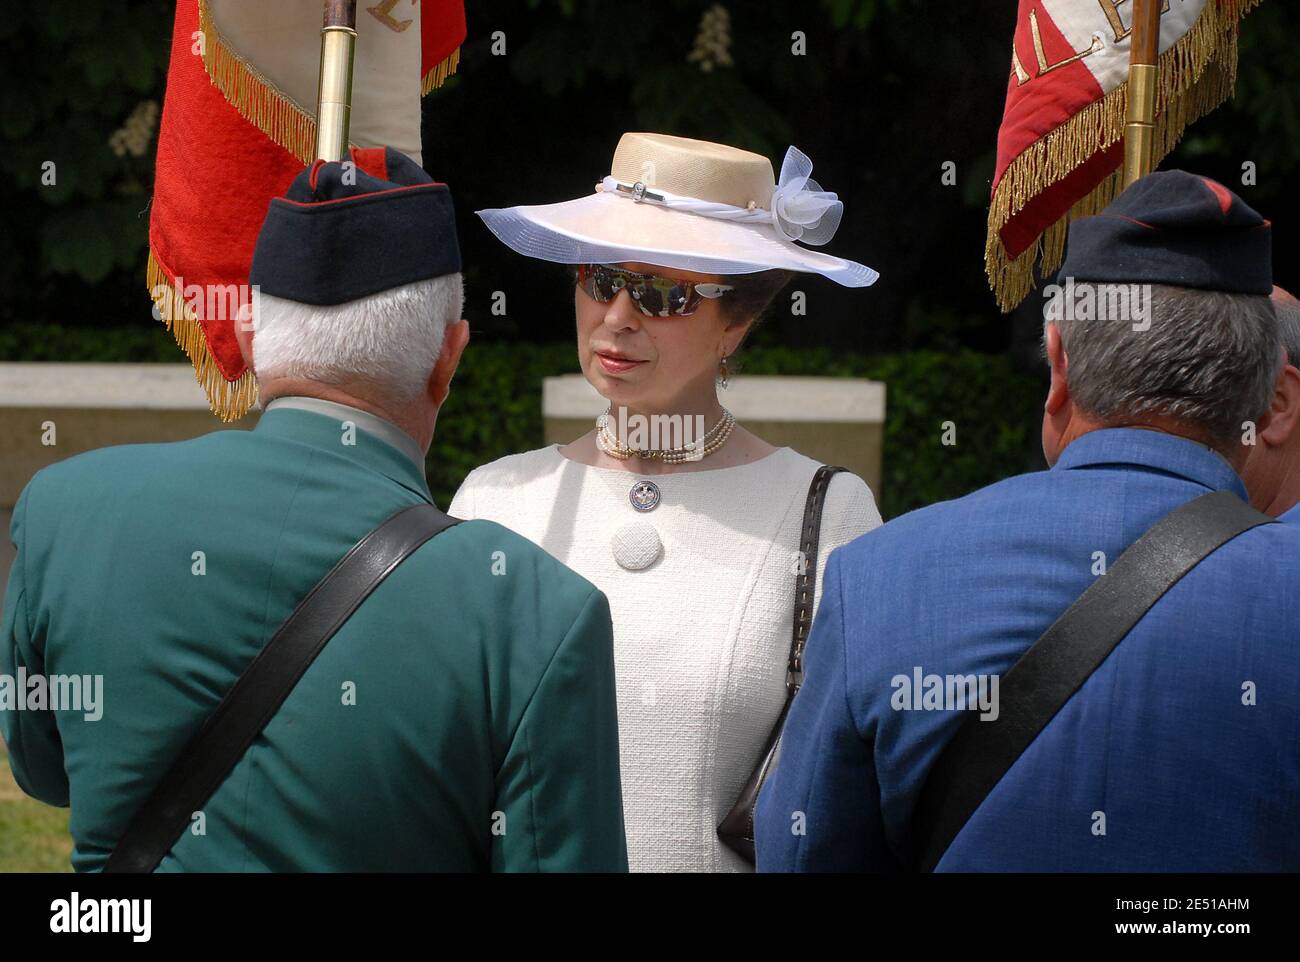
[596,406,736,464]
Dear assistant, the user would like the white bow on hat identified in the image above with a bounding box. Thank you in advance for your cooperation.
[768,147,844,245]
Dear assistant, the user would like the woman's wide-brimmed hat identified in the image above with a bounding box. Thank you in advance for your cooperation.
[476,132,879,287]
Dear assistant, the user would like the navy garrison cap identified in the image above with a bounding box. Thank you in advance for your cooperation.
[250,146,461,305]
[1059,170,1272,296]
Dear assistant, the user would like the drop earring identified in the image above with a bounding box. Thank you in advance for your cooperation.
[718,355,730,390]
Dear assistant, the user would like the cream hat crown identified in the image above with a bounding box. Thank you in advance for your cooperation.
[610,133,776,210]
[476,132,879,287]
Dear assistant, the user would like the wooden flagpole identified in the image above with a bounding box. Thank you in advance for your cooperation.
[1123,0,1162,187]
[315,0,358,161]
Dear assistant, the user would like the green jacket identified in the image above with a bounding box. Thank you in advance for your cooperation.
[1,403,627,872]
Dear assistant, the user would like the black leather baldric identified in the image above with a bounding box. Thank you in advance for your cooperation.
[911,490,1274,873]
[105,503,462,873]
[717,465,847,863]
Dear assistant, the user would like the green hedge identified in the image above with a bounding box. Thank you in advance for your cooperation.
[0,322,180,362]
[739,347,1046,517]
[0,324,1045,518]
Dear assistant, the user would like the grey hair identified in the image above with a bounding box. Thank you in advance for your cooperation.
[1275,295,1300,368]
[1046,283,1281,448]
[252,274,464,402]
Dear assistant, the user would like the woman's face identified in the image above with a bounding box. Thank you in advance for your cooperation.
[575,262,746,410]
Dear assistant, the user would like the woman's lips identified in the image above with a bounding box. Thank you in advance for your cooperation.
[596,352,646,374]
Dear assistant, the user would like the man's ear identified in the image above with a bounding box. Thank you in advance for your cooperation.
[1260,362,1300,448]
[1044,323,1071,416]
[427,319,470,407]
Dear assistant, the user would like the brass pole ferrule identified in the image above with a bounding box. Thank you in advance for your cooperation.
[314,25,357,162]
[1122,63,1158,188]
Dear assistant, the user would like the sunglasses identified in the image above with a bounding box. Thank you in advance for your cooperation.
[576,263,734,317]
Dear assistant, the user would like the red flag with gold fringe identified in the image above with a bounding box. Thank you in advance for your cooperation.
[148,0,467,421]
[986,0,1261,312]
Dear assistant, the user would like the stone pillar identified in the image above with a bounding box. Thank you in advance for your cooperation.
[0,364,257,590]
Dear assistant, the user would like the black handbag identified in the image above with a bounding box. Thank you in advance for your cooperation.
[717,464,847,863]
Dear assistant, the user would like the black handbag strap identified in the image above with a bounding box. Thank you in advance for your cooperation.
[104,502,462,873]
[911,489,1274,873]
[715,464,848,861]
[788,465,848,693]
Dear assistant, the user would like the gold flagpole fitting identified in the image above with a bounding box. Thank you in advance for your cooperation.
[1123,0,1162,188]
[315,0,358,161]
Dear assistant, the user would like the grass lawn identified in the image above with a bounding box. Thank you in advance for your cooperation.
[0,743,73,872]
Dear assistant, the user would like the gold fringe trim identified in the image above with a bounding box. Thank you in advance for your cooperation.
[986,0,1262,312]
[197,0,318,164]
[147,251,259,422]
[421,46,461,96]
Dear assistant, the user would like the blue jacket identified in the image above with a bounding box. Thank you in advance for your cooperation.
[756,428,1300,871]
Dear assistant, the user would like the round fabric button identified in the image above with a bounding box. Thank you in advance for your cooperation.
[612,522,663,571]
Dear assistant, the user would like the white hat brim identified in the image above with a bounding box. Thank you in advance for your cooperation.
[476,192,879,288]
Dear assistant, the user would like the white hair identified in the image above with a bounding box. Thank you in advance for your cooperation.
[252,274,464,402]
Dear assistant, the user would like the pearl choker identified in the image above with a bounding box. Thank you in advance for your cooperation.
[596,407,736,464]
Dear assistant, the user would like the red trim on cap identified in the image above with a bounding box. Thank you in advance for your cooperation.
[1094,212,1157,230]
[1199,177,1234,216]
[271,182,446,209]
[350,146,390,181]
[308,158,328,192]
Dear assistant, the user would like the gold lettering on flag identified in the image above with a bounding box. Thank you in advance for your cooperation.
[368,0,415,32]
[1096,0,1174,45]
[1012,10,1103,86]
[1012,46,1032,85]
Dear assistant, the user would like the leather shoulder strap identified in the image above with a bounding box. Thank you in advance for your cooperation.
[715,464,849,859]
[911,490,1274,873]
[788,466,848,692]
[105,503,462,873]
